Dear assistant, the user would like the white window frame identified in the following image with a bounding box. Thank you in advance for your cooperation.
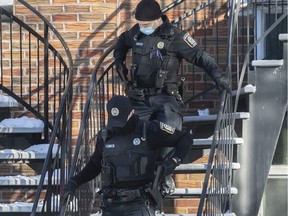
[255,6,288,60]
[258,165,288,216]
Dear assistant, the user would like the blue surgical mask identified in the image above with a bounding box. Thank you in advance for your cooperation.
[140,27,155,35]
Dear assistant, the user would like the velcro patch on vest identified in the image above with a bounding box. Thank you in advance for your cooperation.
[160,122,175,134]
[183,32,197,48]
[105,144,115,148]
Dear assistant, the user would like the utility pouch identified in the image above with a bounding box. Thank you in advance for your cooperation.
[101,163,116,186]
[145,187,163,210]
[155,69,168,89]
[130,64,138,88]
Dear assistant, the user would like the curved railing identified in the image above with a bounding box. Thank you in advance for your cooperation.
[198,0,287,215]
[0,0,73,215]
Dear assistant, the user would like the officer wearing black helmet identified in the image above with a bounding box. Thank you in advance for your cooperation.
[61,95,193,216]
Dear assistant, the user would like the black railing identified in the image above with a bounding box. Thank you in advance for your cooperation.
[0,0,73,215]
[198,0,287,215]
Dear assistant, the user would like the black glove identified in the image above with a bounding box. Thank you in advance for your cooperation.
[61,179,78,206]
[115,59,128,81]
[215,75,231,93]
[161,157,180,177]
[160,174,176,196]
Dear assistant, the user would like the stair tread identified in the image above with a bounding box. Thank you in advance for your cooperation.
[252,59,284,67]
[170,187,238,196]
[175,162,240,172]
[279,33,288,41]
[0,174,59,186]
[0,202,43,212]
[231,84,256,97]
[183,112,250,123]
[0,144,59,159]
[91,212,236,216]
[193,137,243,145]
[0,95,18,108]
[0,117,44,133]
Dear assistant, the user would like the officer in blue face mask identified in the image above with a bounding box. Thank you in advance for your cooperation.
[113,0,231,196]
[114,0,231,122]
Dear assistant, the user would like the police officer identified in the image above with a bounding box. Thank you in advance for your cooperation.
[114,0,231,130]
[61,95,193,216]
[114,0,230,197]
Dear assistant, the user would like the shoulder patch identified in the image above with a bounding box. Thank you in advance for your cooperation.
[160,122,175,134]
[183,32,197,48]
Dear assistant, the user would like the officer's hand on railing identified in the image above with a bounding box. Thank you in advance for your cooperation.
[215,75,231,93]
[115,60,128,81]
[161,157,179,177]
[60,179,78,206]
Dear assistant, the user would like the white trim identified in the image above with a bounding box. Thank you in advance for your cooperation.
[255,6,288,60]
[0,0,13,6]
[269,165,288,178]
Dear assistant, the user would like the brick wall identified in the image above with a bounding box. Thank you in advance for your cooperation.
[10,0,229,213]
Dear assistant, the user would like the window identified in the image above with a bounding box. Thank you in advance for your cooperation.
[255,6,287,60]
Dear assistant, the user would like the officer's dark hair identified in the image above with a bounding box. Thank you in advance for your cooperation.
[135,0,161,21]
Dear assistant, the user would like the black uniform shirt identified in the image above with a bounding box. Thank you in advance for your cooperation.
[114,15,222,81]
[71,115,192,187]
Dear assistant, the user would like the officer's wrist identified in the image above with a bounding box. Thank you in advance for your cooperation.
[171,156,182,166]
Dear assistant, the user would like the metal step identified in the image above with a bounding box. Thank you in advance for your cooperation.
[183,112,250,123]
[193,137,243,147]
[0,94,18,108]
[0,144,59,160]
[0,202,43,212]
[0,173,60,186]
[90,212,236,216]
[0,195,75,213]
[174,162,240,174]
[231,84,256,97]
[252,59,284,67]
[0,116,44,133]
[168,187,238,198]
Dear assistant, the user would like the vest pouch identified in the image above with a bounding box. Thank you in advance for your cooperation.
[101,162,116,187]
[136,63,157,81]
[155,69,168,89]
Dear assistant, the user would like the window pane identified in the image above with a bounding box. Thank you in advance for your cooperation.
[265,14,287,59]
[263,178,288,216]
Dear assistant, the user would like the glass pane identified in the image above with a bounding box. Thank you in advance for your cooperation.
[273,113,288,165]
[265,14,288,59]
[263,178,288,216]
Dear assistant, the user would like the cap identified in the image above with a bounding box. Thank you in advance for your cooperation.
[135,0,161,21]
[107,95,133,129]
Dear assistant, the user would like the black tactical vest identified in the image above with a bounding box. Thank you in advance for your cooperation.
[131,28,180,93]
[101,121,157,187]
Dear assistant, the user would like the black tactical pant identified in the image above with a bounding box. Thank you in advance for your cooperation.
[130,94,182,195]
[101,197,156,216]
[130,94,182,130]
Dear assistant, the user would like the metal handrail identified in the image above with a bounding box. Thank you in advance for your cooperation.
[0,0,73,215]
[197,0,288,215]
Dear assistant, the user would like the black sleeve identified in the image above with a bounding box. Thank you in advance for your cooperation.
[147,121,193,161]
[71,136,103,187]
[113,30,134,63]
[172,31,222,80]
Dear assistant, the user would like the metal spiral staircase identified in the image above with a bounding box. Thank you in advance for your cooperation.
[0,0,73,215]
[0,0,286,216]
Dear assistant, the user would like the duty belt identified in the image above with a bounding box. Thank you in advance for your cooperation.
[101,186,148,202]
[126,88,162,100]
